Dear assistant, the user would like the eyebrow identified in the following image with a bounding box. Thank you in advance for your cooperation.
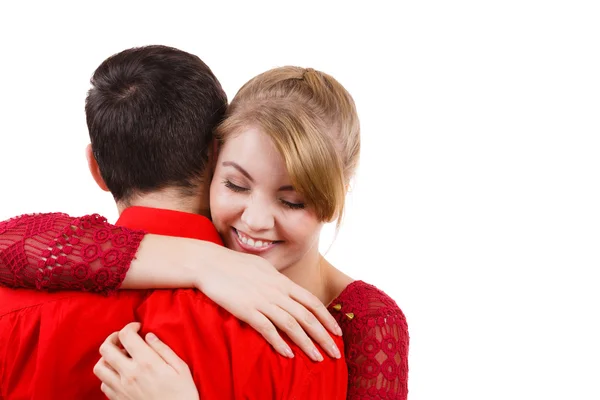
[222,161,296,192]
[222,161,254,182]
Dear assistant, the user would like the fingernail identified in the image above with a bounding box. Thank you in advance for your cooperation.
[313,348,324,362]
[335,324,343,336]
[331,344,341,359]
[146,332,158,343]
[129,322,141,330]
[284,345,295,358]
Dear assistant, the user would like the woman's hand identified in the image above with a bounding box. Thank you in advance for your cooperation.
[93,322,198,400]
[124,236,342,362]
[196,247,343,362]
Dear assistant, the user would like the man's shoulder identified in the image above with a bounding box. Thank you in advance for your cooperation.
[135,288,277,400]
[140,288,250,330]
[0,287,90,317]
[0,287,146,318]
[239,333,348,399]
[288,334,348,399]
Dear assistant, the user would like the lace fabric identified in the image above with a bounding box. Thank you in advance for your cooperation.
[328,281,409,399]
[0,213,145,294]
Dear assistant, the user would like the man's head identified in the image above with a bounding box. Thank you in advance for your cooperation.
[84,45,227,211]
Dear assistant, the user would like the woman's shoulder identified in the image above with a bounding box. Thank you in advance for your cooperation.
[329,280,408,332]
[329,280,410,398]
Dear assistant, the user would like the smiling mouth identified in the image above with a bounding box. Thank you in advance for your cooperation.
[233,228,280,251]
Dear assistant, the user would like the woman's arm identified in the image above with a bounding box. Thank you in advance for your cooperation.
[0,212,342,361]
[332,284,409,400]
[343,308,409,399]
[124,235,343,360]
[0,213,145,292]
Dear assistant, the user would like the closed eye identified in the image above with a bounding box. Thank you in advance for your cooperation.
[280,199,305,210]
[223,180,249,193]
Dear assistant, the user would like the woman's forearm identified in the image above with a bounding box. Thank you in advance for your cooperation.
[120,234,229,290]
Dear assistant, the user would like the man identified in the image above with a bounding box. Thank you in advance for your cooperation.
[0,45,347,399]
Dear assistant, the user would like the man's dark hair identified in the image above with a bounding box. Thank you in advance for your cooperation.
[85,45,227,201]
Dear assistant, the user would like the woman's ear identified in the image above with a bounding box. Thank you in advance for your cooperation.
[85,144,110,192]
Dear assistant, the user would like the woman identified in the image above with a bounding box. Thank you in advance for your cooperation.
[0,66,408,399]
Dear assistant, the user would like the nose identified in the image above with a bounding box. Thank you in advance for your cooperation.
[241,196,275,232]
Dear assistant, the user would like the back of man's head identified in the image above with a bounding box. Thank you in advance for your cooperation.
[85,45,227,202]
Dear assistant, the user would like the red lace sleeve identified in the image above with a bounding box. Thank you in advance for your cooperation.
[0,213,146,294]
[328,281,409,400]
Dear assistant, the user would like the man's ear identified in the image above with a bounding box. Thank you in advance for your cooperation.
[85,144,110,192]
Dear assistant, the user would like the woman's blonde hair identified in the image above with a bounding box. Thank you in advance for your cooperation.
[216,66,360,225]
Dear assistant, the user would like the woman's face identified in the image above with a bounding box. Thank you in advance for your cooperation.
[210,127,323,272]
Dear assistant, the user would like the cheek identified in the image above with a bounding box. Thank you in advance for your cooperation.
[210,186,241,228]
[278,212,322,246]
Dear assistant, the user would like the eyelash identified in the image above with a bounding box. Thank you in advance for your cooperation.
[280,200,305,210]
[223,180,305,210]
[223,180,248,193]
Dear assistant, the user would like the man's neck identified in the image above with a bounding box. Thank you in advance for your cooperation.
[116,188,210,218]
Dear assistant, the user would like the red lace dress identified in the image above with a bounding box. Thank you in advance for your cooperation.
[0,213,409,399]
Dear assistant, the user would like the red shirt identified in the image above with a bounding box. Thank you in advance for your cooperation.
[0,206,347,399]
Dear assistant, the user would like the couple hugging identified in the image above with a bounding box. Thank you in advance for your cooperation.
[0,45,408,399]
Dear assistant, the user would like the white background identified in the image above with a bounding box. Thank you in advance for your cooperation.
[1,1,599,399]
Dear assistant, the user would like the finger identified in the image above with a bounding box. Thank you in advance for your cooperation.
[290,287,343,337]
[144,332,188,373]
[118,322,165,367]
[93,358,121,389]
[245,310,296,359]
[262,304,324,362]
[100,382,120,400]
[279,297,341,360]
[99,331,134,375]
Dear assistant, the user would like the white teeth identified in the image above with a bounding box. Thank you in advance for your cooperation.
[236,229,272,248]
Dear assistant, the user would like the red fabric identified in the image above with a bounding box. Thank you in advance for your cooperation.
[0,211,408,399]
[328,281,409,399]
[0,213,145,294]
[0,208,347,400]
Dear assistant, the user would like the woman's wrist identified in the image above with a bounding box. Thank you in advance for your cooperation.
[121,234,209,290]
[185,238,232,292]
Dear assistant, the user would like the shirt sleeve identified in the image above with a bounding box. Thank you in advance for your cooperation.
[342,306,409,400]
[0,213,146,294]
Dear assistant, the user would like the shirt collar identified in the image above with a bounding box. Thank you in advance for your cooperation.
[115,206,223,245]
